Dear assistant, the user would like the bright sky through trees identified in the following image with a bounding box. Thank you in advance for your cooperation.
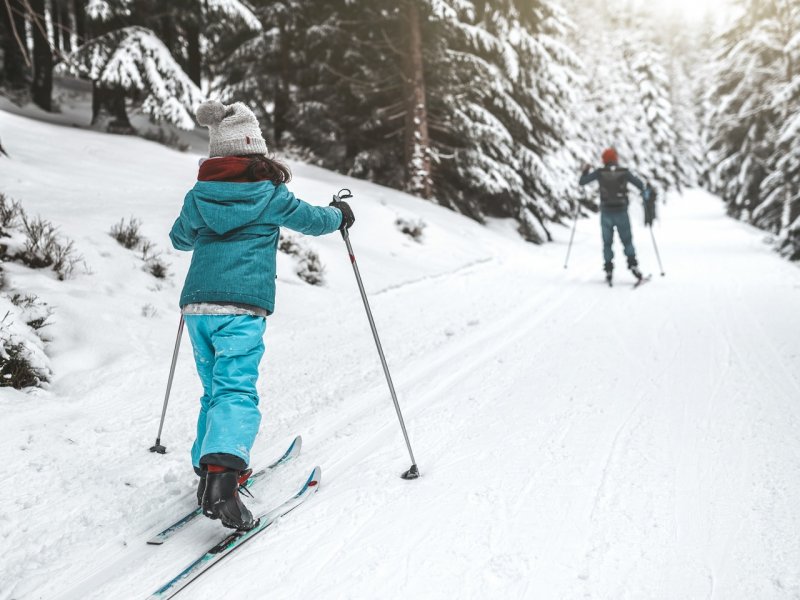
[645,0,733,23]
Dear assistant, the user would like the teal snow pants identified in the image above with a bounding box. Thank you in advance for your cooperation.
[601,209,636,265]
[185,314,266,472]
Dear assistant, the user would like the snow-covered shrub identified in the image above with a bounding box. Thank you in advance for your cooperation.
[0,295,51,389]
[15,215,80,280]
[8,293,52,333]
[0,193,23,231]
[0,201,57,388]
[395,217,426,242]
[0,207,82,281]
[295,253,325,286]
[144,256,168,279]
[140,240,167,278]
[278,233,325,286]
[110,217,143,249]
[111,218,170,279]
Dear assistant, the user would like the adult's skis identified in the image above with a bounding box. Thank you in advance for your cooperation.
[147,466,321,600]
[146,435,302,545]
[633,275,653,289]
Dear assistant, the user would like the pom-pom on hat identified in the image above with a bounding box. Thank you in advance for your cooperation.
[601,147,618,165]
[195,100,268,158]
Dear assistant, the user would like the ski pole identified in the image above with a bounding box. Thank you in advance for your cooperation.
[334,188,419,480]
[563,199,580,269]
[649,226,665,276]
[150,315,185,454]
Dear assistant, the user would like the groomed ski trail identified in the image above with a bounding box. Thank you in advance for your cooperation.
[2,110,800,600]
[55,192,800,600]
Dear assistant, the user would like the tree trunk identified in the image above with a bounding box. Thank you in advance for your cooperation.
[91,81,133,133]
[186,19,201,86]
[52,0,62,53]
[1,0,29,90]
[273,16,290,146]
[73,0,85,45]
[401,0,432,199]
[30,0,53,111]
[86,5,132,132]
[58,0,70,51]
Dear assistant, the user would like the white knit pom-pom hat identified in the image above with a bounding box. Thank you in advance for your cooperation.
[195,100,268,157]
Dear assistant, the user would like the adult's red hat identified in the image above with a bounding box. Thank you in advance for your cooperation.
[602,148,618,165]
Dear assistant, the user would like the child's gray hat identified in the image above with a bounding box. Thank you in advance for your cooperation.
[195,100,268,157]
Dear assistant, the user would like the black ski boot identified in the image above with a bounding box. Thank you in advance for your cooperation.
[604,261,613,287]
[627,257,643,282]
[202,466,257,530]
[197,467,253,506]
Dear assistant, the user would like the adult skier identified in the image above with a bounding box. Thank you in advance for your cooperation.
[169,101,355,531]
[579,147,650,286]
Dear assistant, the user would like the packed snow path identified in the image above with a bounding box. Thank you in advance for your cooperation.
[1,110,799,599]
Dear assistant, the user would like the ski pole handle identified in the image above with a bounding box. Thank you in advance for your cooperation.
[333,188,353,202]
[332,188,354,240]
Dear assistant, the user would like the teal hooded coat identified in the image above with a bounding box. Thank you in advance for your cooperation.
[170,180,342,313]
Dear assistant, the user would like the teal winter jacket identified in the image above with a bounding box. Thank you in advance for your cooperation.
[170,180,342,313]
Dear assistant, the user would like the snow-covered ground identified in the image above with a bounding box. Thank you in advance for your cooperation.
[1,108,800,600]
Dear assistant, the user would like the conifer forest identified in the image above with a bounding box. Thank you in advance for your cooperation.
[1,0,798,257]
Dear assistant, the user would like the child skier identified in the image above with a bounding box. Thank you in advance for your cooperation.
[169,100,354,530]
[579,147,650,286]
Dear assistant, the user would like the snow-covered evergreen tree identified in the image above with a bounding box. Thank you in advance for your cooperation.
[759,1,800,259]
[705,2,777,220]
[660,15,708,191]
[566,1,687,198]
[666,59,702,191]
[61,26,204,129]
[214,0,307,147]
[255,0,585,241]
[438,0,586,240]
[626,33,680,192]
[705,0,799,260]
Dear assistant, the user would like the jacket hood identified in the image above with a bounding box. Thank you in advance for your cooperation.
[191,180,275,235]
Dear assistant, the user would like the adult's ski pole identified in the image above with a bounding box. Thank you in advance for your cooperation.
[149,315,185,454]
[563,200,580,269]
[334,188,420,480]
[649,226,665,276]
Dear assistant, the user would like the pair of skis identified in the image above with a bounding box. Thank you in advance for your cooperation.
[146,436,320,599]
[606,274,652,289]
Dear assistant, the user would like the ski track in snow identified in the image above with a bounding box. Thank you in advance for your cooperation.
[1,109,800,600]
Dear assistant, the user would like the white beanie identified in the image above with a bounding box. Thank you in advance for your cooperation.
[195,100,268,157]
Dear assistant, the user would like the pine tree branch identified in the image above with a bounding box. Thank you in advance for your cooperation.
[379,27,405,58]
[321,63,399,92]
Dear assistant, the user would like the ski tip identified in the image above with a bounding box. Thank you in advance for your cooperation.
[305,466,322,492]
[270,435,303,469]
[146,537,165,546]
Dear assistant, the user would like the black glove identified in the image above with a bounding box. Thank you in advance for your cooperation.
[643,186,656,227]
[581,163,591,173]
[330,199,355,231]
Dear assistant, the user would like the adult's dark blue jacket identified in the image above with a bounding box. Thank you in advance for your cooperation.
[579,162,647,210]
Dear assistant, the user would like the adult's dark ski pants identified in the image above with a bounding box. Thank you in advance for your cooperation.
[600,209,636,265]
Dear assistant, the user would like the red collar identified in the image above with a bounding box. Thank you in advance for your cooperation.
[198,157,253,182]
